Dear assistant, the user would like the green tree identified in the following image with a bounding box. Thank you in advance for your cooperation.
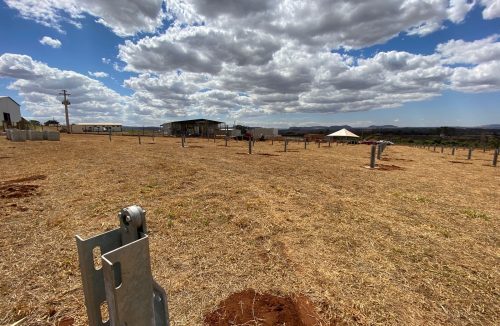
[44,119,60,126]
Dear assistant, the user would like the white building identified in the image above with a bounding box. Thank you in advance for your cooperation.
[71,123,123,133]
[249,127,279,140]
[0,96,21,129]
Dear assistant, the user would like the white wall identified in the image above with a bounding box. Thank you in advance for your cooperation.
[0,97,21,127]
[250,127,278,139]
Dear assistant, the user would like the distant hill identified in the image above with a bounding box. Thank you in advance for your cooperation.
[367,125,398,129]
[479,124,500,129]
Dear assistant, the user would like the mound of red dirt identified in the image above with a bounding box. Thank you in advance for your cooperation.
[204,289,323,326]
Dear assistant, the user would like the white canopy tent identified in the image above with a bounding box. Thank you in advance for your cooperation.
[327,128,359,138]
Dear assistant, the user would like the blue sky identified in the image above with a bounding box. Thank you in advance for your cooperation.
[0,0,499,127]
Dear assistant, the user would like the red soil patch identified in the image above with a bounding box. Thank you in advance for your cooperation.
[0,184,40,198]
[204,289,323,326]
[0,174,46,198]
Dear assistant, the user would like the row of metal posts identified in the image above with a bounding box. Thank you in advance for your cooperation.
[412,143,498,166]
[128,133,498,167]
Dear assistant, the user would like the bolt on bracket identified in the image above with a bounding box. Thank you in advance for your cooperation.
[76,205,169,326]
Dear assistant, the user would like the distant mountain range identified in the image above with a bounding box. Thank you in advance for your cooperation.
[479,124,500,129]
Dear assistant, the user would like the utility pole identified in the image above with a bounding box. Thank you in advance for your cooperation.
[59,90,71,133]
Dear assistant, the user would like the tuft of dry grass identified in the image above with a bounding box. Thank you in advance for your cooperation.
[0,135,498,325]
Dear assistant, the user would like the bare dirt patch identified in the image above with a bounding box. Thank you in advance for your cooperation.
[257,153,280,157]
[449,160,473,164]
[204,289,324,326]
[0,184,40,198]
[377,164,404,171]
[380,157,414,162]
[0,175,46,198]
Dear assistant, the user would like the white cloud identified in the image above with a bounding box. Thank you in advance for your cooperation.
[0,53,131,122]
[167,0,477,48]
[450,61,500,92]
[437,34,500,64]
[447,0,476,23]
[118,25,281,74]
[39,36,62,48]
[480,0,500,19]
[5,0,164,37]
[88,71,109,78]
[438,35,500,92]
[118,34,500,120]
[4,2,500,125]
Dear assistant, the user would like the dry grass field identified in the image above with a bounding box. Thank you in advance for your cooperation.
[0,134,498,325]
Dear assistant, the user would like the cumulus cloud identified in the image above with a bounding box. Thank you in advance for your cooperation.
[118,26,281,74]
[437,34,500,64]
[167,0,478,48]
[438,35,500,92]
[480,0,500,19]
[5,0,164,36]
[119,33,500,120]
[4,1,500,125]
[0,53,130,122]
[88,71,109,78]
[450,61,500,92]
[39,36,62,48]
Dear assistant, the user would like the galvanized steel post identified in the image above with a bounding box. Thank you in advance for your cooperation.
[370,144,376,169]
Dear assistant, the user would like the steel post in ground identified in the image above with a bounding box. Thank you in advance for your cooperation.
[467,148,472,160]
[370,144,376,169]
[493,148,498,166]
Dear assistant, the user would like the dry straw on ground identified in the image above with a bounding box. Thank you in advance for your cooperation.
[0,135,498,325]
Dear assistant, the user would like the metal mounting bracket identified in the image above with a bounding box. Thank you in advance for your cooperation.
[76,205,169,326]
